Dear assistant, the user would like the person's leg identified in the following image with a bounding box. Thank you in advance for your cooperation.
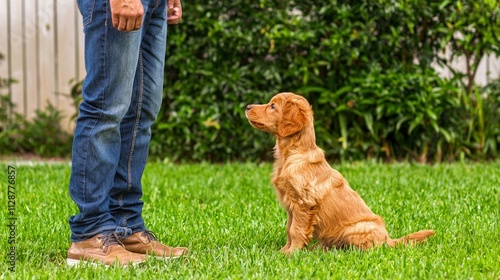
[109,0,188,258]
[109,0,166,233]
[69,0,143,243]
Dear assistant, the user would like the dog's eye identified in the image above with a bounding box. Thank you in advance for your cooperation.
[270,104,275,110]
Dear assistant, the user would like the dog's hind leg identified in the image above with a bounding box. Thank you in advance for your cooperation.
[341,221,390,250]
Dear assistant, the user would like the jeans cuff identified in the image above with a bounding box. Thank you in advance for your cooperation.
[70,225,118,242]
[114,226,133,239]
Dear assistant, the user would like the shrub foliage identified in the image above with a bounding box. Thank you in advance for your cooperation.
[2,1,499,162]
[151,0,500,162]
[0,54,72,158]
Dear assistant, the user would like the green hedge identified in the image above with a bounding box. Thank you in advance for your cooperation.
[0,53,72,158]
[1,2,498,161]
[151,0,500,162]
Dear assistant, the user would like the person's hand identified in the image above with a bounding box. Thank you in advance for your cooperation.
[110,0,144,32]
[167,0,182,25]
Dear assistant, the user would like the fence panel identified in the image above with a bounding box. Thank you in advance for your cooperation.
[0,0,84,131]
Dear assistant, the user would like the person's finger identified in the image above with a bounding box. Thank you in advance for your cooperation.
[133,5,144,31]
[112,14,120,29]
[168,13,180,21]
[167,17,179,25]
[118,17,127,31]
[134,16,142,30]
[167,7,181,25]
[126,18,136,31]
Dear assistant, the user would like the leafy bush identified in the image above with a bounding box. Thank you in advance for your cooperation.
[151,0,500,162]
[0,94,26,154]
[152,1,291,161]
[0,97,72,157]
[465,80,500,159]
[304,66,466,163]
[24,103,72,157]
[3,1,499,162]
[0,52,72,158]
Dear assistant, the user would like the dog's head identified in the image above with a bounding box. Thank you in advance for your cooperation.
[245,92,312,138]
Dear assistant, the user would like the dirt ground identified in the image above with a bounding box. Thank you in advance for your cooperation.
[0,153,70,163]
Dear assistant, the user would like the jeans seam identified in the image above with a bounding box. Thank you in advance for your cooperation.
[153,0,161,10]
[121,212,130,227]
[128,50,144,191]
[131,51,143,188]
[118,50,144,227]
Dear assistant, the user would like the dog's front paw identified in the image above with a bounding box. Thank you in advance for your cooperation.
[281,247,293,254]
[281,246,299,254]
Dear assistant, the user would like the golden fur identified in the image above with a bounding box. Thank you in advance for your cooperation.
[245,92,434,253]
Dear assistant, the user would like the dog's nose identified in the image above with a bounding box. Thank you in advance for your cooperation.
[246,105,253,111]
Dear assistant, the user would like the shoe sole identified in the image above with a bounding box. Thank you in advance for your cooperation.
[151,255,183,260]
[66,258,145,267]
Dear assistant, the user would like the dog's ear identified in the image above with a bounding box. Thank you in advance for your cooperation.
[277,100,308,137]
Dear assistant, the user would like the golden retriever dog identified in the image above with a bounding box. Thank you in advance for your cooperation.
[245,92,434,253]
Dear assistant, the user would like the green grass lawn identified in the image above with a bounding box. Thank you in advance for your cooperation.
[0,161,499,279]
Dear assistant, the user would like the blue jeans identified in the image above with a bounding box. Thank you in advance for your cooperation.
[69,0,167,242]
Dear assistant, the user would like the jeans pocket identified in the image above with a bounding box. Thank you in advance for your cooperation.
[76,0,96,27]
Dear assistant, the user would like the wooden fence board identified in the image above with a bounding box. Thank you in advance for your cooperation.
[0,0,9,89]
[38,0,57,117]
[7,0,25,116]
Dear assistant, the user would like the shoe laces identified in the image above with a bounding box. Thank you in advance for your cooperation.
[141,230,159,243]
[98,232,124,253]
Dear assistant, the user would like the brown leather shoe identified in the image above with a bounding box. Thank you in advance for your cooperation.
[67,232,147,266]
[121,230,188,259]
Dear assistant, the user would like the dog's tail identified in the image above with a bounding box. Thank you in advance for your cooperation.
[388,230,435,247]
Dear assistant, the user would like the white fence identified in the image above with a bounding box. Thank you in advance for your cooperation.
[0,1,499,132]
[0,0,84,130]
